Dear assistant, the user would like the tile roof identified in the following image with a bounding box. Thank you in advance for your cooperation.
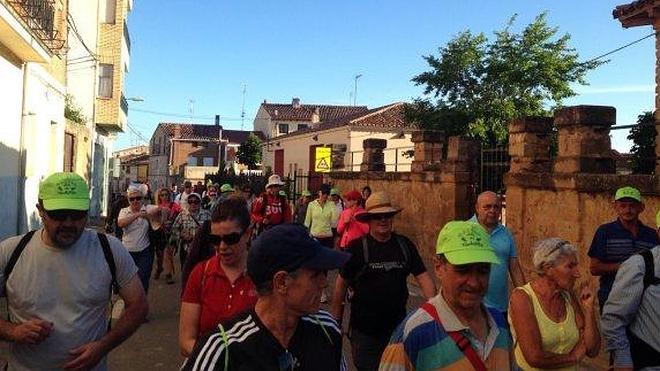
[158,123,221,141]
[261,103,369,122]
[613,0,658,22]
[273,102,415,140]
[222,129,266,144]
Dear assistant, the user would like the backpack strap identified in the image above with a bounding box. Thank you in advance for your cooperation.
[639,249,660,289]
[394,235,410,268]
[97,233,119,293]
[3,230,37,287]
[421,302,487,371]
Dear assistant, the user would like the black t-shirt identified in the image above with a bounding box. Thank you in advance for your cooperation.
[340,233,426,337]
[183,309,344,371]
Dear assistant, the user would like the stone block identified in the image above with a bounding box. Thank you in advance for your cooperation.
[553,157,615,174]
[554,105,616,128]
[411,130,445,143]
[362,138,387,150]
[446,136,480,161]
[509,117,553,134]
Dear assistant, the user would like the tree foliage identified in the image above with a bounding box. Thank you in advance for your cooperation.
[236,134,262,170]
[627,111,656,174]
[408,13,604,145]
[64,94,87,125]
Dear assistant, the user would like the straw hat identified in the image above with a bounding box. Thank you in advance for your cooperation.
[355,191,401,221]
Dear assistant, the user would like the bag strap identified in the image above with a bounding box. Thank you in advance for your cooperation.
[97,233,120,293]
[394,235,409,268]
[201,258,212,290]
[639,249,660,289]
[3,230,36,286]
[421,302,487,371]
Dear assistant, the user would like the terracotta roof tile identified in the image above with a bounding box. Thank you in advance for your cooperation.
[613,0,657,20]
[261,103,368,122]
[222,129,266,144]
[157,123,265,143]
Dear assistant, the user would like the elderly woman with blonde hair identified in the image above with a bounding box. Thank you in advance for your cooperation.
[509,238,600,370]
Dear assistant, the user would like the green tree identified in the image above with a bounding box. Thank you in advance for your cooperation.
[627,111,656,174]
[64,94,87,125]
[236,134,262,170]
[408,13,604,145]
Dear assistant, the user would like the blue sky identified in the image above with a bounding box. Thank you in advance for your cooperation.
[120,0,656,152]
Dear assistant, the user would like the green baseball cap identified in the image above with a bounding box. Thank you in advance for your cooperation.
[436,221,500,265]
[330,188,340,196]
[38,172,90,211]
[301,190,312,197]
[615,186,641,202]
[220,184,234,193]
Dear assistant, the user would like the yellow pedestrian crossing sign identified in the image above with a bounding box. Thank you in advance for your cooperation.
[315,147,332,173]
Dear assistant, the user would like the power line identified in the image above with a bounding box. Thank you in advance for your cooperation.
[584,31,656,64]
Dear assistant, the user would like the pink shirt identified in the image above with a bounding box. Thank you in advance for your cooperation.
[337,206,369,249]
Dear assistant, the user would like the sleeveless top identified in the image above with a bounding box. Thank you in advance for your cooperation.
[510,283,580,371]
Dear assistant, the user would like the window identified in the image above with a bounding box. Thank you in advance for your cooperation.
[187,156,198,166]
[101,0,116,23]
[98,64,113,98]
[297,124,309,130]
[203,157,214,166]
[278,123,289,135]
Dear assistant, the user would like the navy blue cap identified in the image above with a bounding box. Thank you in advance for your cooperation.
[248,224,350,286]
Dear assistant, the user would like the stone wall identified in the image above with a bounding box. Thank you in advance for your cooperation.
[506,105,660,282]
[329,135,479,269]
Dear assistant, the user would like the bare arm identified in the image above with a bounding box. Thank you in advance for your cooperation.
[179,302,202,357]
[117,210,145,228]
[509,289,585,369]
[589,257,620,276]
[414,272,436,299]
[62,274,148,369]
[509,257,526,288]
[330,275,348,322]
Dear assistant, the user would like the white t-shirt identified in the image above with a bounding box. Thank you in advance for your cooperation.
[176,191,191,211]
[0,229,138,371]
[118,207,150,252]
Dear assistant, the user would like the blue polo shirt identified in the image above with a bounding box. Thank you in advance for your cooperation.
[469,216,517,312]
[588,219,658,305]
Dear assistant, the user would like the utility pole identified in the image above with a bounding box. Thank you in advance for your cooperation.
[241,83,247,131]
[353,74,362,106]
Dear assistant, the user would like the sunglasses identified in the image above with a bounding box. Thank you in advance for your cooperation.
[371,213,394,221]
[45,209,88,221]
[208,232,243,245]
[129,197,143,202]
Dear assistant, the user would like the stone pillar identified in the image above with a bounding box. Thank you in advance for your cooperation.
[442,136,480,219]
[360,138,387,172]
[553,105,616,174]
[410,130,445,172]
[508,117,553,173]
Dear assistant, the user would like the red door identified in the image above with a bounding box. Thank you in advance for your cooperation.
[274,149,284,176]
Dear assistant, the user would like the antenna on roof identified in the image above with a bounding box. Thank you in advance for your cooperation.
[187,98,195,121]
[241,83,247,131]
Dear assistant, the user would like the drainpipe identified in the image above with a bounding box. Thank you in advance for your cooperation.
[17,63,30,235]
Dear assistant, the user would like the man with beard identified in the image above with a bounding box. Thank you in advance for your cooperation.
[0,172,148,370]
[331,191,436,371]
[183,224,349,370]
[588,186,658,311]
[379,221,512,370]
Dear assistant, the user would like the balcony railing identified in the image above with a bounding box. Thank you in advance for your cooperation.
[123,20,131,53]
[120,94,128,116]
[7,0,65,53]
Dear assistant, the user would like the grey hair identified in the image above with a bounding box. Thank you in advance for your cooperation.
[532,238,578,274]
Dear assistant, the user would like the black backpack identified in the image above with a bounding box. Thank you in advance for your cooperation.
[639,249,660,290]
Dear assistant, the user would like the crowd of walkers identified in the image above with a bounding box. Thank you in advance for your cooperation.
[0,171,658,371]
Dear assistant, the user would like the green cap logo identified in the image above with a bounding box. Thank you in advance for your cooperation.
[436,221,500,265]
[39,172,90,211]
[615,186,641,202]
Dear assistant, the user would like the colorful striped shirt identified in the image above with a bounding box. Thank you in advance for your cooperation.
[379,291,511,371]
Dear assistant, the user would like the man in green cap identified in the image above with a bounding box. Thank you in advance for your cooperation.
[379,221,512,371]
[0,172,148,370]
[588,186,658,311]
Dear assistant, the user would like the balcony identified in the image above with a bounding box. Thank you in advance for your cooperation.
[120,94,128,116]
[6,0,65,55]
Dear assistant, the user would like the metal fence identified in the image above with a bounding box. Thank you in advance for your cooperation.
[479,145,510,194]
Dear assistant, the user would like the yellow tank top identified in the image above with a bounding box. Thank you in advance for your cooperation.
[511,283,580,371]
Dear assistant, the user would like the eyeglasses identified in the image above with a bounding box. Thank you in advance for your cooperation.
[371,213,394,221]
[129,197,143,202]
[45,209,88,221]
[188,199,201,204]
[208,232,243,245]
